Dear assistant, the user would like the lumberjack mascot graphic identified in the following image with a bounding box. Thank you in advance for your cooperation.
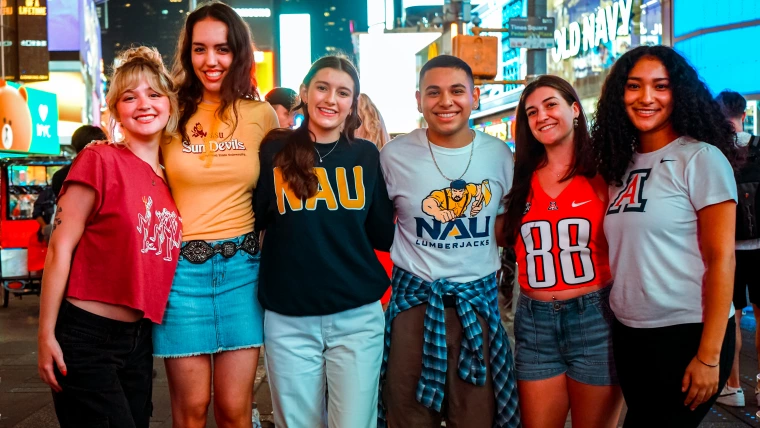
[421,179,492,223]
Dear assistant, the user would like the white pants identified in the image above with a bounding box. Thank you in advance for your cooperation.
[264,301,385,428]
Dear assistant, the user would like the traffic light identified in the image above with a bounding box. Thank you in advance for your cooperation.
[452,35,499,80]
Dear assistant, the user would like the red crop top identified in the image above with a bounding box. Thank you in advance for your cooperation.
[62,145,181,323]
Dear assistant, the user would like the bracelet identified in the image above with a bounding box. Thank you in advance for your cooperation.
[695,355,719,368]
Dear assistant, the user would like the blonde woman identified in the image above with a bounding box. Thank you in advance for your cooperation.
[356,93,390,149]
[37,46,181,428]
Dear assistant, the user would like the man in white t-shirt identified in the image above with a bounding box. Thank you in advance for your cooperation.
[377,55,519,428]
[715,90,760,409]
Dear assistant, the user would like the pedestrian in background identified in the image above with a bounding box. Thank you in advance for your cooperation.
[355,92,393,307]
[32,126,107,245]
[256,55,394,428]
[715,89,760,410]
[592,45,739,426]
[504,75,623,427]
[153,2,278,427]
[51,125,107,197]
[266,87,300,129]
[37,46,181,428]
[356,93,390,150]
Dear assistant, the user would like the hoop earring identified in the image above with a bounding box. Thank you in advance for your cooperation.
[573,117,579,128]
[113,122,125,143]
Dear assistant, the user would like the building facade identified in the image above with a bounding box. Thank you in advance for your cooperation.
[548,0,663,114]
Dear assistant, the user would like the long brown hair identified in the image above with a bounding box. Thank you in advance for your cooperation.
[270,56,362,199]
[173,1,259,143]
[503,75,595,246]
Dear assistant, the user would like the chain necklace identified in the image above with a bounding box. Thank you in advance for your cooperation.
[426,129,476,181]
[314,141,339,163]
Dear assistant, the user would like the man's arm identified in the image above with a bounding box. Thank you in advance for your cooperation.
[422,193,457,223]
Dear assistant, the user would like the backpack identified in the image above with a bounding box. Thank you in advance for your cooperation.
[736,135,760,240]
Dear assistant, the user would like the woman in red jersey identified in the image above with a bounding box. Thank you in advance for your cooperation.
[37,46,181,428]
[502,75,623,427]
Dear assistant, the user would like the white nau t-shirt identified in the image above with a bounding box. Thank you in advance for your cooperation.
[380,128,514,283]
[604,136,737,328]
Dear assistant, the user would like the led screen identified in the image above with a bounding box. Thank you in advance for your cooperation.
[358,32,443,134]
[47,0,79,52]
[673,0,760,38]
[675,25,760,96]
[279,14,312,92]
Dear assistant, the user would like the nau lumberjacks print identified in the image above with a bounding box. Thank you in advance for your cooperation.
[415,178,493,248]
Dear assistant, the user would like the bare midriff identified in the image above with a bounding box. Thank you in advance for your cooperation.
[66,297,143,322]
[521,282,611,302]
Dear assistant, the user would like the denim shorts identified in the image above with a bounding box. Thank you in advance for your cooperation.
[152,234,264,357]
[514,286,617,386]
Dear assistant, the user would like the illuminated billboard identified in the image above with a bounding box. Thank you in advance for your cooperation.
[357,32,442,134]
[3,82,59,155]
[673,0,760,96]
[279,14,312,91]
[254,51,275,97]
[18,0,50,82]
[47,0,78,51]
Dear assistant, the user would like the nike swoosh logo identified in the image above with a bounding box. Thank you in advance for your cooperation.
[660,159,676,163]
[572,200,591,208]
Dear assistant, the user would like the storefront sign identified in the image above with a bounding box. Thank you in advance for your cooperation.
[509,17,556,49]
[552,0,633,62]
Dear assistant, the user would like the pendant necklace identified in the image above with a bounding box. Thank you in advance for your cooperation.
[315,141,339,163]
[426,129,476,181]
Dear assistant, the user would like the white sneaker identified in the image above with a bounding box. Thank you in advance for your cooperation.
[716,385,745,407]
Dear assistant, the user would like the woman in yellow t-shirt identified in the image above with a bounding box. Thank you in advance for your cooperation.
[152,3,278,427]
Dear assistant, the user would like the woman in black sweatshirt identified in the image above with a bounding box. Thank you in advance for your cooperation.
[255,55,395,428]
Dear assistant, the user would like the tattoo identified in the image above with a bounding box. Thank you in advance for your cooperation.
[51,207,62,233]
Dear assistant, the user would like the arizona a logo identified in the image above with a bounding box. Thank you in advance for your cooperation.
[607,169,651,214]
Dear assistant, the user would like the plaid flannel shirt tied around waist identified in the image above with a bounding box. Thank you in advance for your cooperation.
[377,266,520,428]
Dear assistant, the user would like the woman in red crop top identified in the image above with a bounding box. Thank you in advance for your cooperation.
[37,46,181,428]
[502,76,622,427]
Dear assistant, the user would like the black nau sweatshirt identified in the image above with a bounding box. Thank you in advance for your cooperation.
[255,134,395,316]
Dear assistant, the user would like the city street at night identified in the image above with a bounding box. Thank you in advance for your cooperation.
[1,0,759,426]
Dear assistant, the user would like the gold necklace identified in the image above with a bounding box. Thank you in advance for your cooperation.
[426,129,476,182]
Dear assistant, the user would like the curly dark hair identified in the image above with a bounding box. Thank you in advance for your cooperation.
[503,75,596,246]
[591,45,740,186]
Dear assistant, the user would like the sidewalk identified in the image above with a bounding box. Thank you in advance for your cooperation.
[1,294,758,427]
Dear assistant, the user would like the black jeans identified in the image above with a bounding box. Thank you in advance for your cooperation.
[613,317,735,428]
[52,300,154,428]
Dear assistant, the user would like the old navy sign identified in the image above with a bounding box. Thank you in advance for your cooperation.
[551,0,633,63]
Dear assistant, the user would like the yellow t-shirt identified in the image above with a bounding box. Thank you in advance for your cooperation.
[162,99,278,241]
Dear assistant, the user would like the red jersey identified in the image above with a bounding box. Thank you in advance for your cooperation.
[62,145,182,323]
[514,174,611,292]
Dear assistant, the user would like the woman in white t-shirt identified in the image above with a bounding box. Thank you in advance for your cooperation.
[591,45,740,426]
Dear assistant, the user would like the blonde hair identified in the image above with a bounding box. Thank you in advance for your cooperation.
[355,93,390,149]
[106,46,179,142]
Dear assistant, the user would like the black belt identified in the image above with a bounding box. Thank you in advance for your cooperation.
[179,232,259,264]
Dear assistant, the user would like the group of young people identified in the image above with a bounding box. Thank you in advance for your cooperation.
[34,1,742,427]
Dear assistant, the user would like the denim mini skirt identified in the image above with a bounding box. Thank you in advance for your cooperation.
[153,234,264,357]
